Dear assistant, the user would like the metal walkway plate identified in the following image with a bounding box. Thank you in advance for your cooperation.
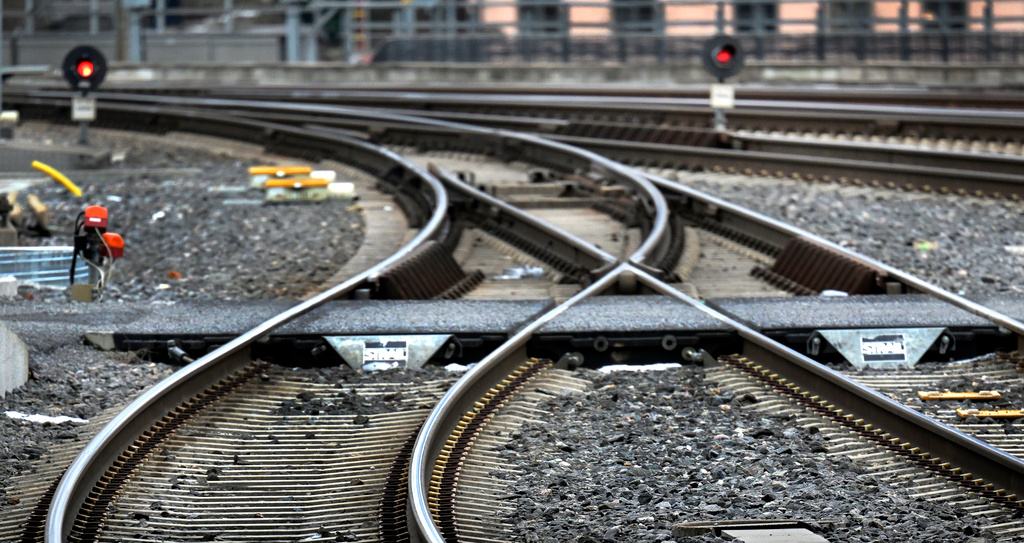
[722,527,830,542]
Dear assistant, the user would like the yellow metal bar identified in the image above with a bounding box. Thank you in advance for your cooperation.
[31,160,82,197]
[918,391,1001,401]
[264,177,330,188]
[956,408,1024,419]
[248,165,312,176]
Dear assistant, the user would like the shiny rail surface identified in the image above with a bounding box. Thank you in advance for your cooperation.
[41,108,452,543]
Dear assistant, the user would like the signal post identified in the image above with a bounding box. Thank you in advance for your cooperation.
[61,46,108,145]
[701,35,744,134]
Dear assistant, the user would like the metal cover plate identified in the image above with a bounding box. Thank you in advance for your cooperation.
[721,528,829,543]
[817,327,945,370]
[325,334,452,371]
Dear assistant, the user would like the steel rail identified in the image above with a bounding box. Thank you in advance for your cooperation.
[19,88,1024,333]
[20,80,1024,110]
[80,93,1024,332]
[17,89,1024,540]
[188,84,1024,109]
[44,110,451,543]
[408,260,1024,542]
[553,134,1024,199]
[428,163,620,275]
[176,88,1024,131]
[644,173,1024,341]
[14,86,1024,141]
[408,262,633,543]
[735,132,1024,177]
[156,87,1024,123]
[16,91,673,271]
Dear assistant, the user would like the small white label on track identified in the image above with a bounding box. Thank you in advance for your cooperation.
[860,334,907,363]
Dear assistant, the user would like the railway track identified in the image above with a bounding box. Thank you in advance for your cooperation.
[14,85,1024,199]
[5,89,1024,542]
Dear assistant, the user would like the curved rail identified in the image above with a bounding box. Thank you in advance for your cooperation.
[12,90,674,272]
[645,173,1024,339]
[428,163,619,277]
[44,110,451,543]
[408,259,1024,542]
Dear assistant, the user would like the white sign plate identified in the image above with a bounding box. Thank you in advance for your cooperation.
[72,97,97,122]
[710,84,735,110]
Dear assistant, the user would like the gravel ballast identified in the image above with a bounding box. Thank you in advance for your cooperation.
[1,122,366,505]
[502,366,989,543]
[2,122,1023,541]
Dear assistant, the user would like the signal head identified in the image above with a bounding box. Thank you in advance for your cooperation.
[714,45,735,65]
[701,36,744,81]
[100,233,124,259]
[84,205,108,230]
[62,46,107,92]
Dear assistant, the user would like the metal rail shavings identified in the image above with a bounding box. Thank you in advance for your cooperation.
[379,421,426,543]
[68,362,267,543]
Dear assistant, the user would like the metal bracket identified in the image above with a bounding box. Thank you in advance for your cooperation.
[325,334,455,371]
[808,327,953,370]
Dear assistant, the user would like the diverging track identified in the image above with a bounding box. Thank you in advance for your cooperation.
[7,91,1024,543]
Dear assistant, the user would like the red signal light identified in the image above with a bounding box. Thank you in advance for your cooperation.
[714,46,735,66]
[77,60,95,78]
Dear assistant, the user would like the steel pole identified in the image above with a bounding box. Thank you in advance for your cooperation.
[24,0,33,34]
[156,0,166,33]
[128,8,142,61]
[90,0,99,34]
[286,1,300,62]
[1,0,5,114]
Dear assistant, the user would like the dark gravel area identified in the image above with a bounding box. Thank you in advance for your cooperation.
[0,348,177,503]
[1,122,365,505]
[686,176,1024,299]
[503,366,989,543]
[15,122,365,302]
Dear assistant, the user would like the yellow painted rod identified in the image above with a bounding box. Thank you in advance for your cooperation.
[31,160,83,197]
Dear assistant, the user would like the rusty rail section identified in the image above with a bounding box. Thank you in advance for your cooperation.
[376,240,485,300]
[752,237,886,296]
